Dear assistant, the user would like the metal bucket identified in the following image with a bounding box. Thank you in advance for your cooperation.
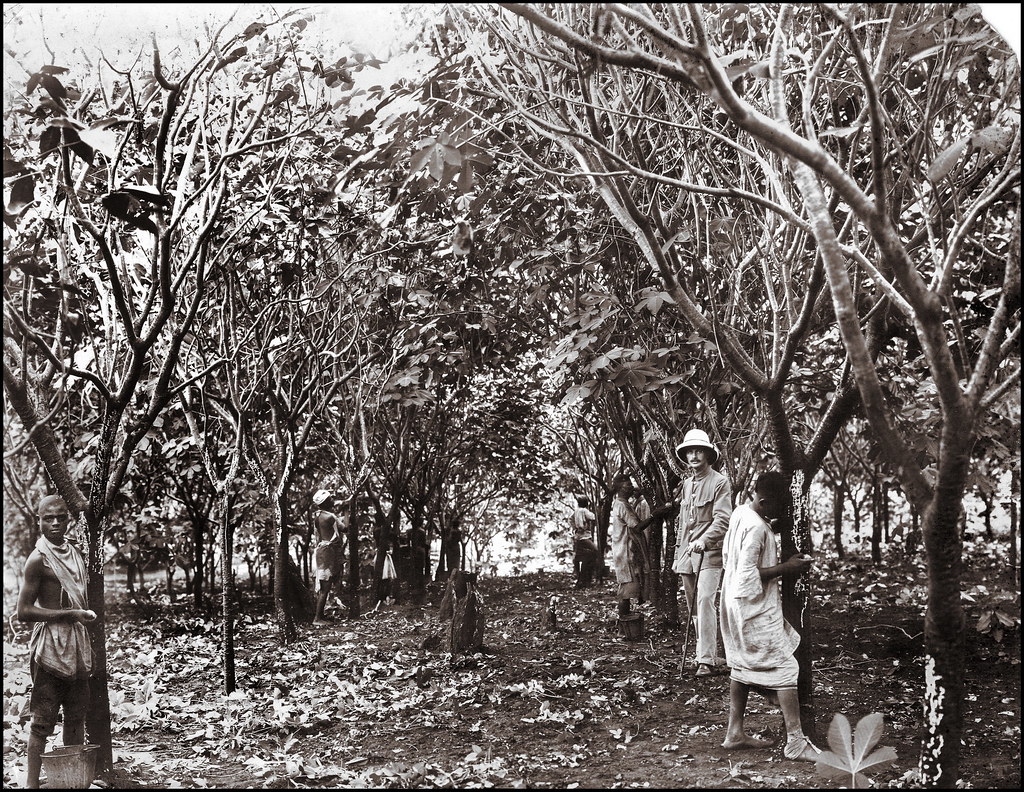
[40,744,98,789]
[618,612,644,641]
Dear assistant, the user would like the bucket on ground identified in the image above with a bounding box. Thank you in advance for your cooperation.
[40,744,98,789]
[617,612,644,641]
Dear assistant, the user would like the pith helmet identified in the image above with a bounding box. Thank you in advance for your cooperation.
[312,489,331,506]
[675,429,719,465]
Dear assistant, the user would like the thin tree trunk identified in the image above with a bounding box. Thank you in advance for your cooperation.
[222,492,237,693]
[1010,468,1019,586]
[660,508,680,628]
[833,482,845,559]
[882,482,890,545]
[871,478,882,563]
[192,518,204,611]
[907,507,921,556]
[345,496,361,618]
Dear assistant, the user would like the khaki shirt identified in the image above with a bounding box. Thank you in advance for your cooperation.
[672,468,732,572]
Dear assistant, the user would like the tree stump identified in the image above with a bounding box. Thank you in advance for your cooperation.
[538,595,558,633]
[439,570,485,653]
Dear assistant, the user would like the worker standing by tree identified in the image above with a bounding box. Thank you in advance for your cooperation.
[17,494,96,789]
[571,496,599,588]
[312,489,346,626]
[609,476,643,619]
[672,429,732,677]
[720,471,818,761]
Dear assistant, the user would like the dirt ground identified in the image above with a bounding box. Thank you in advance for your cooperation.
[3,550,1020,789]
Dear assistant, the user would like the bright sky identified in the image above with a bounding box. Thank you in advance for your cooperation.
[2,4,1019,95]
[5,3,1019,66]
[2,3,410,72]
[980,3,1021,56]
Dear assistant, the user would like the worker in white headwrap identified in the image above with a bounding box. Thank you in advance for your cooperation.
[312,488,346,625]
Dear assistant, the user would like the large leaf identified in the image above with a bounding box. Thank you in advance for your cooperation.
[8,174,35,214]
[815,712,898,788]
[926,137,970,182]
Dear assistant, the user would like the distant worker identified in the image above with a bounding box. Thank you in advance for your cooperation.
[17,494,96,789]
[672,429,732,677]
[571,496,599,588]
[608,476,642,619]
[312,488,345,625]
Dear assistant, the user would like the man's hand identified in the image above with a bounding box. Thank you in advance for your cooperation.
[75,609,97,623]
[655,503,679,518]
[782,554,813,576]
[687,539,705,554]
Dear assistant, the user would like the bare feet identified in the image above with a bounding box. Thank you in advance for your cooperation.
[721,733,773,750]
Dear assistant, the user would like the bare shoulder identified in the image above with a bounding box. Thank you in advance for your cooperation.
[22,549,45,577]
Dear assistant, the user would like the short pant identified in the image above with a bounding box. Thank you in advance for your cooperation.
[30,660,90,731]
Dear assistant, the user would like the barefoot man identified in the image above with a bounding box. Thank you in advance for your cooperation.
[719,471,820,761]
[312,488,345,626]
[17,494,96,788]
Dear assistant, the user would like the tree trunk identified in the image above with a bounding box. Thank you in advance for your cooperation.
[221,493,237,694]
[980,492,993,540]
[907,507,921,556]
[85,515,113,780]
[274,498,298,644]
[645,515,664,611]
[660,502,680,626]
[191,517,205,611]
[1010,468,1019,586]
[783,471,816,739]
[344,497,361,617]
[919,496,966,788]
[882,482,890,545]
[871,478,882,563]
[832,482,845,559]
[435,529,450,582]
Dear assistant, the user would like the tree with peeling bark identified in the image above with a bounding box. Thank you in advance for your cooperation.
[449,4,1019,785]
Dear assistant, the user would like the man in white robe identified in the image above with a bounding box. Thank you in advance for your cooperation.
[719,472,819,761]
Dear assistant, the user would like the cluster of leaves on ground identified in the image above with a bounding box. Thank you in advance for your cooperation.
[2,547,1019,788]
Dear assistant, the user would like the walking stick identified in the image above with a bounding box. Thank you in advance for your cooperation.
[679,548,704,677]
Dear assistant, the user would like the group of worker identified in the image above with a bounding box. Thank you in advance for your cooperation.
[570,429,819,761]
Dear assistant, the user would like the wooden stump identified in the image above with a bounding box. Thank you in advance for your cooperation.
[538,595,558,633]
[439,570,485,653]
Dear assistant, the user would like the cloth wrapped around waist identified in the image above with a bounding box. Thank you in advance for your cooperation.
[30,620,92,680]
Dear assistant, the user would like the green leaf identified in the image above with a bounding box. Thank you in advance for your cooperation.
[410,139,436,174]
[852,711,883,760]
[3,158,30,177]
[927,137,969,182]
[815,712,898,787]
[39,74,68,105]
[8,174,35,213]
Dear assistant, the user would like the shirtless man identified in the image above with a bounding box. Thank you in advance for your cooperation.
[17,494,96,788]
[312,489,345,626]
